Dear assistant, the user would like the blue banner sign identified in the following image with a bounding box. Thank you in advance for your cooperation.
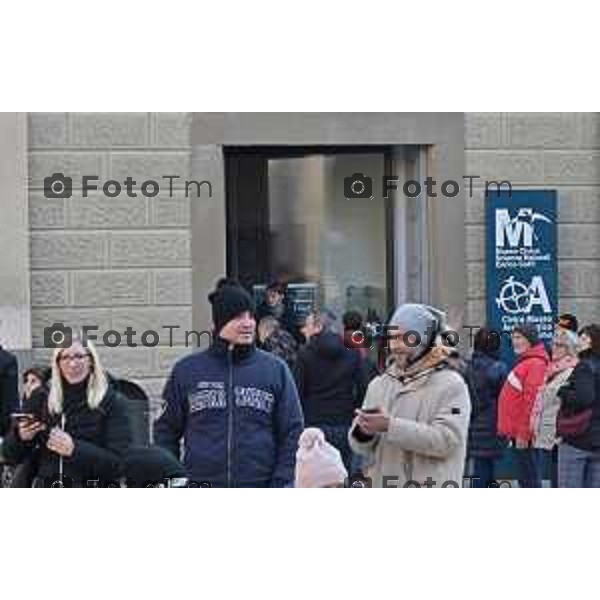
[486,189,558,362]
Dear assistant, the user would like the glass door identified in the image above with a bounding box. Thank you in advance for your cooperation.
[225,147,393,329]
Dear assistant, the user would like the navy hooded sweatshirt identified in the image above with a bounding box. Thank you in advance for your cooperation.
[153,337,304,487]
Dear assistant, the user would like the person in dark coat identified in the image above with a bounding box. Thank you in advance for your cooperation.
[2,366,51,488]
[342,310,379,381]
[342,311,370,362]
[257,316,299,373]
[255,280,298,340]
[296,308,368,474]
[2,338,132,487]
[466,328,508,487]
[154,280,304,487]
[557,324,600,487]
[22,366,51,404]
[0,344,19,438]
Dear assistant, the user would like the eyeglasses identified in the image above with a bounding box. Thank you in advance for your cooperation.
[58,353,91,364]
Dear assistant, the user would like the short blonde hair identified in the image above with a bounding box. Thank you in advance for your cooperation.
[48,338,108,415]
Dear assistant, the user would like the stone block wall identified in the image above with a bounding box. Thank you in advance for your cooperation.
[24,112,600,417]
[27,113,193,414]
[465,112,600,330]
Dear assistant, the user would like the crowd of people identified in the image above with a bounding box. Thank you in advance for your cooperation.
[1,277,599,488]
[469,315,600,488]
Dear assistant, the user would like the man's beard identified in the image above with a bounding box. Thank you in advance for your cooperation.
[391,350,411,369]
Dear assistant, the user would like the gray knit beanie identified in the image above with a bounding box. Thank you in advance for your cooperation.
[388,303,448,358]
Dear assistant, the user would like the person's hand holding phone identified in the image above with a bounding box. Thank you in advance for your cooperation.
[354,407,390,435]
[46,427,74,457]
[14,415,46,442]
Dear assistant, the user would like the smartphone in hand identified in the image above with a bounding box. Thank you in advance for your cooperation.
[11,413,36,423]
[351,407,381,442]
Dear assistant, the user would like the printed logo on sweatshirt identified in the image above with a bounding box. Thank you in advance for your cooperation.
[234,386,275,415]
[187,382,275,415]
[188,381,226,413]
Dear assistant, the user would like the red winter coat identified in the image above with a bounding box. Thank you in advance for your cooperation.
[497,343,549,443]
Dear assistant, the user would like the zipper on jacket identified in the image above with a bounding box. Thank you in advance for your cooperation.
[227,345,234,488]
[58,413,66,487]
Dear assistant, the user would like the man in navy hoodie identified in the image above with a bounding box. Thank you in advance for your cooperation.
[154,279,304,487]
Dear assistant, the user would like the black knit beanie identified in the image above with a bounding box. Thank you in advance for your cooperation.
[513,324,540,346]
[208,282,255,333]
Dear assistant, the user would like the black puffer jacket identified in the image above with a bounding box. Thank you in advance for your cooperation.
[559,350,600,451]
[296,331,368,427]
[466,350,509,458]
[0,346,19,437]
[2,378,132,487]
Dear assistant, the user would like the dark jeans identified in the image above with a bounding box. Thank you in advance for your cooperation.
[471,457,497,488]
[515,447,543,488]
[317,423,358,476]
[548,447,558,488]
[558,443,600,488]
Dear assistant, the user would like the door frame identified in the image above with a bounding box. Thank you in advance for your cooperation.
[190,113,465,333]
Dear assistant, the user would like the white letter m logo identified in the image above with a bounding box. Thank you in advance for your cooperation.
[496,208,533,248]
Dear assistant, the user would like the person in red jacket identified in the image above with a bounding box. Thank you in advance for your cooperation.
[498,324,549,487]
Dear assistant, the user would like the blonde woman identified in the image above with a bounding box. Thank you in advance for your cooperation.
[3,338,131,487]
